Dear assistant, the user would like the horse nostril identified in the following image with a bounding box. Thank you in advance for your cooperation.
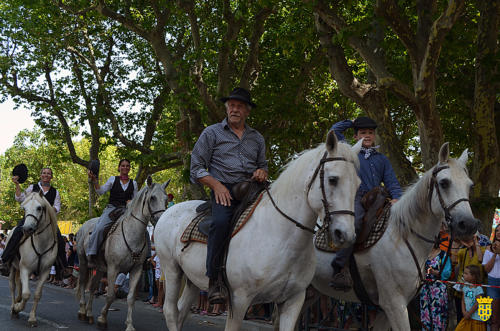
[334,229,344,244]
[458,221,466,230]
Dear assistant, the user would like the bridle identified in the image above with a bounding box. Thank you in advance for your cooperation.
[266,151,356,234]
[130,190,165,226]
[406,164,471,288]
[428,165,469,228]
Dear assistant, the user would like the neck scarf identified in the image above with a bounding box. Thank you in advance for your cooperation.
[40,181,51,187]
[120,175,129,181]
[360,145,380,159]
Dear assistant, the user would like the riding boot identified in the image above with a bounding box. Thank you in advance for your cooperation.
[329,266,352,291]
[208,273,228,305]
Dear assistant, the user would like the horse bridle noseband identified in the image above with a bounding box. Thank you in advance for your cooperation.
[130,190,165,226]
[428,165,469,227]
[266,151,356,234]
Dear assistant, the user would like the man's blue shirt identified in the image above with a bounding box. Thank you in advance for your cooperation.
[330,120,402,199]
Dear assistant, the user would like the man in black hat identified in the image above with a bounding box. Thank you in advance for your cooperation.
[328,117,402,290]
[190,87,268,304]
[0,167,68,276]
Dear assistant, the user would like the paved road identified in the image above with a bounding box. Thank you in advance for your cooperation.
[0,275,273,331]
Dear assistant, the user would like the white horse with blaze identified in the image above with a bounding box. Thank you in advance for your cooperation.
[155,131,362,331]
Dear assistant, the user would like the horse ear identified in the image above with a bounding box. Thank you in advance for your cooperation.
[352,138,363,155]
[457,148,469,167]
[438,142,450,164]
[146,175,153,187]
[325,130,337,154]
[162,179,171,191]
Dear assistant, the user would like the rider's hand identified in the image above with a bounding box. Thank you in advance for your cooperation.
[251,169,268,183]
[213,182,232,207]
[87,170,97,182]
[11,176,19,185]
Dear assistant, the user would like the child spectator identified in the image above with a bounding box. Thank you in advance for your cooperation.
[483,225,500,331]
[455,265,486,331]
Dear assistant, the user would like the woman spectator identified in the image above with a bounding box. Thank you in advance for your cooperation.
[420,245,452,331]
[483,225,500,331]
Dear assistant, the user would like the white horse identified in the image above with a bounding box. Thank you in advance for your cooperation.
[76,177,169,331]
[8,191,59,327]
[155,131,363,331]
[309,143,480,330]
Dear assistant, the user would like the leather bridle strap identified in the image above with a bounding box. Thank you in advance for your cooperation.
[404,238,425,284]
[428,165,469,226]
[265,187,316,234]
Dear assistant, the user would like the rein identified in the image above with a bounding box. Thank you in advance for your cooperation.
[405,164,468,291]
[23,207,57,275]
[265,151,356,235]
[122,190,164,262]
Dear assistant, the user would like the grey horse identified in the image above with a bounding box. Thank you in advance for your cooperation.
[76,176,169,331]
[9,191,58,327]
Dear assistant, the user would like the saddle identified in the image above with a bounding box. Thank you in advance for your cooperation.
[194,181,267,237]
[355,186,391,246]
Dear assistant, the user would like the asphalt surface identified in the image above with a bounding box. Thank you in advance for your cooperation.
[0,275,273,331]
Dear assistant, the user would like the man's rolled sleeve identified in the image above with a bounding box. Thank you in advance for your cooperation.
[256,136,268,172]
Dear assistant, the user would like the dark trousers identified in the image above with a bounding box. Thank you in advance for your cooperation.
[331,190,366,272]
[206,183,240,279]
[2,218,67,268]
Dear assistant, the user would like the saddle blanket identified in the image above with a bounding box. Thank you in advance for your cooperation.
[314,204,391,253]
[180,192,264,244]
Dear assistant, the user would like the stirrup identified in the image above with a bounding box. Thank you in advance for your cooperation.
[208,278,228,304]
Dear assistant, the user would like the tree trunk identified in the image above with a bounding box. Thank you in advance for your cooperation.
[470,0,500,227]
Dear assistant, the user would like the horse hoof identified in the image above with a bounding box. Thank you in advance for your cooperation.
[11,311,19,319]
[78,312,87,321]
[97,320,108,329]
[87,316,94,325]
[28,320,37,327]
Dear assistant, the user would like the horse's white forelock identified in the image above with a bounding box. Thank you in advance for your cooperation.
[271,142,359,196]
[393,158,465,239]
[22,192,58,238]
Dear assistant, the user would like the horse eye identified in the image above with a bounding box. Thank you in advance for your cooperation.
[37,206,42,212]
[439,179,450,189]
[329,176,339,186]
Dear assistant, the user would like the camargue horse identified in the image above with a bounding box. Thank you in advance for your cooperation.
[76,177,169,331]
[155,131,362,331]
[8,191,58,327]
[308,143,480,330]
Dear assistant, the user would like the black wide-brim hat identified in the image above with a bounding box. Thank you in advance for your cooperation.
[220,87,257,108]
[353,116,377,130]
[12,163,28,184]
[88,159,100,178]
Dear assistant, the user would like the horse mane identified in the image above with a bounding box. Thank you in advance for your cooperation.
[392,158,462,240]
[122,185,149,218]
[271,142,359,196]
[22,192,58,239]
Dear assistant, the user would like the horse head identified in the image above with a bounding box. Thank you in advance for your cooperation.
[429,142,480,240]
[21,191,47,236]
[143,176,170,226]
[307,131,362,248]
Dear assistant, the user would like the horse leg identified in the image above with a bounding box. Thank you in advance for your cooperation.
[8,267,19,319]
[123,266,142,331]
[77,264,89,321]
[28,267,51,327]
[97,268,118,329]
[13,266,31,314]
[277,290,306,331]
[377,294,410,331]
[163,264,183,331]
[224,290,251,331]
[175,279,199,327]
[86,270,102,324]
